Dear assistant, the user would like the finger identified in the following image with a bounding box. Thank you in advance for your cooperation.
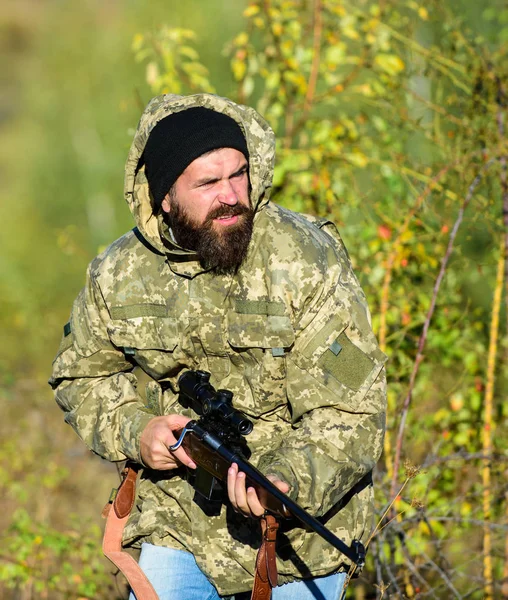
[166,415,196,469]
[227,462,239,508]
[246,486,265,517]
[161,430,197,469]
[267,476,290,495]
[154,456,180,470]
[170,445,197,469]
[234,471,250,515]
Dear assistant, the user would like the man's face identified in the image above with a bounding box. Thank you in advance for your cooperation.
[161,148,254,274]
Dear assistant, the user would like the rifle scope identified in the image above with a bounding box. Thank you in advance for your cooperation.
[178,370,253,436]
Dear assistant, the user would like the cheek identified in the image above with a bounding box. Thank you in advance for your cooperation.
[185,192,216,221]
[231,177,250,202]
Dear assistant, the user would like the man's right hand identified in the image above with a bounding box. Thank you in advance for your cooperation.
[139,415,197,470]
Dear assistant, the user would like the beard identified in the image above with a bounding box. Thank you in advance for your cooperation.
[165,198,255,275]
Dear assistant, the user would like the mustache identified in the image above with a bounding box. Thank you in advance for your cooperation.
[206,203,252,222]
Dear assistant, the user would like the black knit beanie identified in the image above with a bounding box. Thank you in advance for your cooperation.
[143,107,249,209]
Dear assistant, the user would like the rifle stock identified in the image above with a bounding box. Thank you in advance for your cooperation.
[171,420,366,567]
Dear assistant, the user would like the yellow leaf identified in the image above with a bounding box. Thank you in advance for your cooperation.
[331,5,346,16]
[271,22,283,37]
[343,25,360,40]
[231,59,246,81]
[234,32,248,46]
[345,151,368,168]
[374,54,405,75]
[243,5,260,17]
[433,407,449,423]
[355,83,374,97]
[418,7,429,20]
[281,40,293,54]
[460,502,472,517]
[132,33,144,52]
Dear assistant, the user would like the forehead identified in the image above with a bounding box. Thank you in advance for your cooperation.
[182,148,247,178]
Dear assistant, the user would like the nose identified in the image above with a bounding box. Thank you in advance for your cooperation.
[216,180,238,205]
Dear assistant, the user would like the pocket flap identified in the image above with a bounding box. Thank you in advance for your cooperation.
[227,312,295,350]
[107,315,178,351]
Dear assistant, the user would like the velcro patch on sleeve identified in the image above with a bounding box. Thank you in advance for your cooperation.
[318,332,374,391]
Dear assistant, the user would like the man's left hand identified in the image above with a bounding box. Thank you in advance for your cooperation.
[227,462,290,518]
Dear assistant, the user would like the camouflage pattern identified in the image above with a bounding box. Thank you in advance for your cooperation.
[49,93,387,596]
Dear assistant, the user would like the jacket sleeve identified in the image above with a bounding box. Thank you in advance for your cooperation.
[49,264,155,463]
[257,243,387,517]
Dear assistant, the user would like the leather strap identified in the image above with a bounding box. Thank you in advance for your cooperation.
[102,464,280,600]
[102,464,159,600]
[251,514,280,600]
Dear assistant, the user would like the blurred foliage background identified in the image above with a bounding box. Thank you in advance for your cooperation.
[0,0,507,598]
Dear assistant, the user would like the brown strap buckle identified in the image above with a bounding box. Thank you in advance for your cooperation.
[251,514,280,600]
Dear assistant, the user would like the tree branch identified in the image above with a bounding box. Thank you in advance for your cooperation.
[389,159,497,501]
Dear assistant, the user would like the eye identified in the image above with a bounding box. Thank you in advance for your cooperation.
[233,168,247,179]
[199,179,217,188]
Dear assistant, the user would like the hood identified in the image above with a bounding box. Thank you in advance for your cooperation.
[124,93,276,257]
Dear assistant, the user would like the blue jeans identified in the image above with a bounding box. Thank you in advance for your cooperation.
[128,543,348,600]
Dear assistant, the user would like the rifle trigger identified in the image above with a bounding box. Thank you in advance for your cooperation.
[169,426,190,451]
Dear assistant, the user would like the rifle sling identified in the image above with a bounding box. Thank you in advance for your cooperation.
[102,463,159,600]
[252,514,280,600]
[102,463,280,600]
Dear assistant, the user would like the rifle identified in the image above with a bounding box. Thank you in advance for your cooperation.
[171,369,366,568]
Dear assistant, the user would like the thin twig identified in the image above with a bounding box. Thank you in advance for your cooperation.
[303,0,322,116]
[390,160,497,501]
[422,451,508,467]
[482,245,505,600]
[399,542,440,600]
[401,516,508,531]
[406,87,470,129]
[494,70,508,600]
[287,0,323,145]
[367,477,412,547]
[377,531,405,598]
[418,547,463,599]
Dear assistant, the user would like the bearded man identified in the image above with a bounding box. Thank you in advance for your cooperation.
[50,94,387,600]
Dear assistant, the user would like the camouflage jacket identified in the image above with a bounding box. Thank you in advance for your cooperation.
[49,94,387,596]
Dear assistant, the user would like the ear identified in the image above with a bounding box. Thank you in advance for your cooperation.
[161,194,171,214]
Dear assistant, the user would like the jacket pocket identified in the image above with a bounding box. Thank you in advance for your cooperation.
[106,307,180,379]
[225,311,295,417]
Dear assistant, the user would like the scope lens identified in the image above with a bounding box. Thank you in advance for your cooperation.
[238,420,253,435]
